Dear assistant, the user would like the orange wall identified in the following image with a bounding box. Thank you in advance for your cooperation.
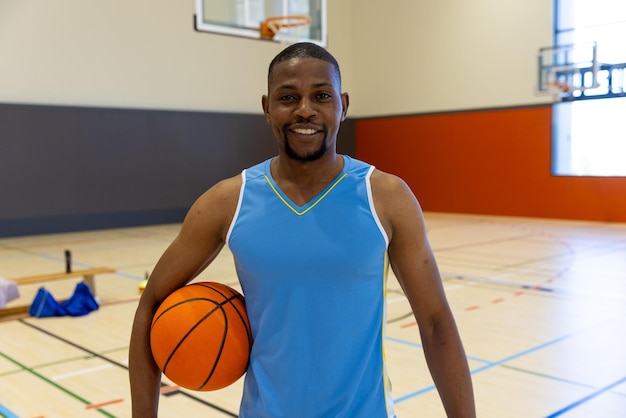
[355,105,626,222]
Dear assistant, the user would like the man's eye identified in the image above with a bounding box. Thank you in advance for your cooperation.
[280,95,296,101]
[317,93,331,100]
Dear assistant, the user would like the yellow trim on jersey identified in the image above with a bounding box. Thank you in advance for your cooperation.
[264,173,349,216]
[382,250,394,414]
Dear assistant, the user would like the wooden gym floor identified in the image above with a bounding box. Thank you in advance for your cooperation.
[0,212,625,417]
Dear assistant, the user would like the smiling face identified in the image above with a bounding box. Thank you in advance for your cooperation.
[262,57,349,163]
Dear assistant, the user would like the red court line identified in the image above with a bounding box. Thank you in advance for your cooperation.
[447,220,575,315]
[85,398,124,409]
[160,385,181,394]
[99,297,141,307]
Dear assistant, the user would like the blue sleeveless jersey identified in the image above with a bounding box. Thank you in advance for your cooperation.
[227,156,396,418]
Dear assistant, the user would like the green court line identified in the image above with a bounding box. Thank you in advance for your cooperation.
[15,321,238,416]
[500,364,598,389]
[500,364,626,397]
[0,368,22,378]
[25,354,94,370]
[0,351,117,418]
[0,348,126,378]
[100,346,130,355]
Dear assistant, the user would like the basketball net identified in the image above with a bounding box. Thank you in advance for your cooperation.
[260,15,312,45]
[545,80,576,100]
[545,80,572,93]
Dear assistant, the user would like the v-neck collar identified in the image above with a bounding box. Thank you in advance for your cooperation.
[263,155,350,216]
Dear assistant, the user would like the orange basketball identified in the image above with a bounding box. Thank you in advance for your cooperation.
[150,282,252,391]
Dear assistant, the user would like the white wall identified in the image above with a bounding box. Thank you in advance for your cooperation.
[349,0,554,117]
[0,0,552,117]
[0,0,354,114]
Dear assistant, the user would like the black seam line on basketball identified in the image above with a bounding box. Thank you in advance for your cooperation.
[194,291,246,390]
[152,297,216,327]
[0,342,116,418]
[206,291,251,359]
[158,293,244,390]
[228,296,253,349]
[198,304,229,390]
[211,293,252,373]
[198,292,252,384]
[161,295,241,383]
[215,292,252,350]
[198,284,252,351]
[162,301,224,374]
[20,319,239,417]
[217,292,252,351]
[150,294,244,328]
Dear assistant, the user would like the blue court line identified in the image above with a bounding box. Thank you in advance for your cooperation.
[385,336,491,365]
[0,403,20,418]
[111,271,144,281]
[545,375,626,417]
[470,331,576,374]
[389,331,578,403]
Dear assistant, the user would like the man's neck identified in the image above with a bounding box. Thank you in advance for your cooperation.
[270,152,344,205]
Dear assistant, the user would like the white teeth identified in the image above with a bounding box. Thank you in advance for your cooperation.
[293,128,316,135]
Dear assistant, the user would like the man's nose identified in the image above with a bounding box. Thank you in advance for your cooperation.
[294,97,317,119]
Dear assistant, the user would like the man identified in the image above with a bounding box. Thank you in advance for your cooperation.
[129,42,475,417]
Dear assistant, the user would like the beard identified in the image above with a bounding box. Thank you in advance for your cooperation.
[283,131,328,162]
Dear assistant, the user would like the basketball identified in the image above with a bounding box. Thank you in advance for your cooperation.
[150,282,252,391]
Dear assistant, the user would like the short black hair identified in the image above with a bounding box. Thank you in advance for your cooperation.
[268,42,342,89]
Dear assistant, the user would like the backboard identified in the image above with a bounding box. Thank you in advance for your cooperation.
[194,0,326,47]
[537,42,599,99]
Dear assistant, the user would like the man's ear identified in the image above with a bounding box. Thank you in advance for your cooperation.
[340,92,350,122]
[262,95,270,123]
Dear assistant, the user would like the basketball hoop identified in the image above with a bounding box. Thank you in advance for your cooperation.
[545,80,572,93]
[260,15,312,44]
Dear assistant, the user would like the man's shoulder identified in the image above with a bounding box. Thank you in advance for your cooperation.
[344,156,413,200]
[211,157,273,195]
[197,173,244,209]
[370,168,409,194]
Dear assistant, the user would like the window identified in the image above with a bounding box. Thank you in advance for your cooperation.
[553,98,626,176]
[194,0,326,47]
[552,0,626,176]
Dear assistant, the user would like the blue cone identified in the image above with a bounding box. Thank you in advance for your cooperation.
[29,287,67,317]
[62,282,99,316]
[29,282,99,317]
